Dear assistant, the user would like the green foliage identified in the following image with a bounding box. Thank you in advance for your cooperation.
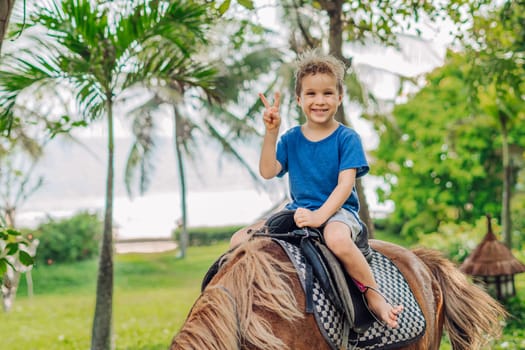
[415,216,496,263]
[372,222,414,246]
[485,294,525,349]
[302,0,492,46]
[511,193,525,250]
[466,0,524,101]
[172,225,243,246]
[502,295,525,335]
[32,211,102,265]
[0,226,35,275]
[373,51,525,239]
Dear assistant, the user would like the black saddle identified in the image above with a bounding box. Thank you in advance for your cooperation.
[255,210,377,335]
[263,209,372,260]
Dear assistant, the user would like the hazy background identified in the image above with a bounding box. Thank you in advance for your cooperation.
[13,3,452,239]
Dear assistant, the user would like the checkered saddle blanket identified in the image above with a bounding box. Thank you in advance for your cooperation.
[274,239,426,350]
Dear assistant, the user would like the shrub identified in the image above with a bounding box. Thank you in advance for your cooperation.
[503,296,525,332]
[32,211,102,265]
[415,216,494,263]
[172,225,244,246]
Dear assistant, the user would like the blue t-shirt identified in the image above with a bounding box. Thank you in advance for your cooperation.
[276,124,369,215]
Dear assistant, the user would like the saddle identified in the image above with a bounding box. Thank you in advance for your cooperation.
[201,211,375,336]
[275,239,426,350]
[254,211,377,339]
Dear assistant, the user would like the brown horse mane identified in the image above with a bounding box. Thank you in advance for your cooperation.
[412,247,507,350]
[170,285,240,349]
[171,238,303,350]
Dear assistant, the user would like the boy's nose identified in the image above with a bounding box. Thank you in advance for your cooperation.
[314,95,325,103]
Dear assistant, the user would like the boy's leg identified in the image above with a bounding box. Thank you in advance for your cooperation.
[323,221,403,328]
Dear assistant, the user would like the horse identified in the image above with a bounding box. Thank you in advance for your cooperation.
[169,236,507,350]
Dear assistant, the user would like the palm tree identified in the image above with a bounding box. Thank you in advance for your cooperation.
[0,0,218,348]
[124,34,285,257]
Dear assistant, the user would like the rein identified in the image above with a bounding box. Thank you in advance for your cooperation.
[252,227,324,242]
[215,285,242,349]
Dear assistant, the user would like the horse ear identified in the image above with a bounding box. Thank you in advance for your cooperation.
[265,210,298,234]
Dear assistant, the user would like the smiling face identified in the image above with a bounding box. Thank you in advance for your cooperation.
[296,72,342,127]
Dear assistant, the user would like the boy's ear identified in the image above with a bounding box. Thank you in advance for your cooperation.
[296,95,301,104]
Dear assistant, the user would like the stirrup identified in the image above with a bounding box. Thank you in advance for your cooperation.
[354,280,396,327]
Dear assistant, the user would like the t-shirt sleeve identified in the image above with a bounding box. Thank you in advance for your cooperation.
[339,129,369,178]
[276,133,288,178]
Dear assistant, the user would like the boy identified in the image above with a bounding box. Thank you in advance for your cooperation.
[232,50,403,328]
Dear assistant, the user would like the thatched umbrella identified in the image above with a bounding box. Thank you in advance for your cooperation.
[460,215,525,300]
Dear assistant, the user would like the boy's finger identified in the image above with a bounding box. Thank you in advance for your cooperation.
[259,93,270,108]
[273,92,281,108]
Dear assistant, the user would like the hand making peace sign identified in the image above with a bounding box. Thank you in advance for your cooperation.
[259,92,281,133]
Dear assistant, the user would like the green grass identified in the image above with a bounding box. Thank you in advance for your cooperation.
[372,228,413,246]
[2,243,229,350]
[3,239,525,349]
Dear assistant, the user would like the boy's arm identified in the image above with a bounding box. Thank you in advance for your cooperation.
[258,92,282,179]
[294,168,356,228]
[259,131,282,179]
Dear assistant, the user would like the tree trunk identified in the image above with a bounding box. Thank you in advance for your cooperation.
[321,0,375,237]
[0,0,16,54]
[1,206,18,312]
[1,267,20,312]
[500,110,512,248]
[4,206,15,227]
[91,96,115,350]
[1,212,38,312]
[173,104,188,258]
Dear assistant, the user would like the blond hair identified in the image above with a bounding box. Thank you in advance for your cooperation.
[294,49,346,97]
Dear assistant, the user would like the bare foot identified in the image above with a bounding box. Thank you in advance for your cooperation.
[365,288,404,328]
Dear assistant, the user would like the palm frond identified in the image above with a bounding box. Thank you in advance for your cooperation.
[199,98,260,139]
[155,1,211,54]
[115,0,211,62]
[124,139,156,197]
[0,51,63,121]
[203,119,260,185]
[125,45,218,100]
[124,142,142,197]
[71,77,105,120]
[169,61,218,96]
[124,102,157,197]
[215,47,284,102]
[34,0,106,60]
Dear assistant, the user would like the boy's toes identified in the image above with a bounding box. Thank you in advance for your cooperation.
[387,305,403,328]
[392,305,403,316]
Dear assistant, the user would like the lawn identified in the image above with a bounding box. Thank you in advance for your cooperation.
[2,239,524,349]
[1,242,230,350]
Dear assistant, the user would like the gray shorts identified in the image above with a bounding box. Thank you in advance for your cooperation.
[325,208,362,241]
